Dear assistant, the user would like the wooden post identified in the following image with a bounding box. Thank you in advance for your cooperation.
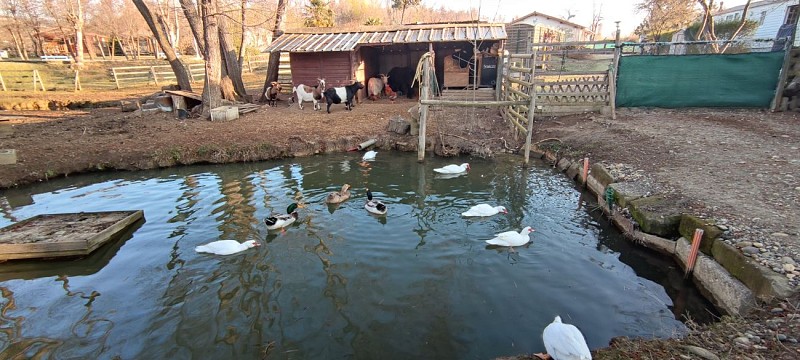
[495,50,504,100]
[523,49,537,167]
[111,68,120,89]
[611,25,621,120]
[418,45,433,162]
[502,51,514,137]
[772,35,795,111]
[32,70,45,91]
[186,65,195,83]
[0,72,6,91]
[74,70,81,91]
[150,66,158,85]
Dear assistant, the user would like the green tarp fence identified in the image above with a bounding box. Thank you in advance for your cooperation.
[616,51,785,108]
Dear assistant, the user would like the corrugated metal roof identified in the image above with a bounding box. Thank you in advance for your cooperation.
[265,23,507,53]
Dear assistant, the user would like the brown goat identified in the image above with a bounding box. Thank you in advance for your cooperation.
[265,81,282,107]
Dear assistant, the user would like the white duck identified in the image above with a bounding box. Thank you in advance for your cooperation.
[462,204,508,217]
[537,315,592,360]
[362,150,377,161]
[433,163,470,174]
[265,203,299,230]
[364,188,387,215]
[485,226,534,250]
[195,240,260,255]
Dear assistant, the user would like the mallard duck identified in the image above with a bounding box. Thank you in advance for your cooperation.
[325,184,352,204]
[364,188,387,215]
[433,163,470,174]
[265,203,299,230]
[536,315,592,360]
[195,240,260,255]
[462,204,508,217]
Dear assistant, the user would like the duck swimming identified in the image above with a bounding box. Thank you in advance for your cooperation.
[265,203,299,230]
[325,184,352,204]
[364,188,387,215]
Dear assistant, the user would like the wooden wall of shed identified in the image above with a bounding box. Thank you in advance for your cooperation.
[290,52,353,88]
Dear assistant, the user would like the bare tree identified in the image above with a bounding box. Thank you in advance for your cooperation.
[635,0,698,41]
[2,0,30,59]
[133,0,193,91]
[259,0,286,103]
[177,0,205,56]
[64,0,85,67]
[590,2,603,40]
[696,0,752,53]
[18,0,45,57]
[201,0,222,117]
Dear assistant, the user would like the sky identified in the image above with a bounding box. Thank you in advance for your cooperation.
[425,0,754,38]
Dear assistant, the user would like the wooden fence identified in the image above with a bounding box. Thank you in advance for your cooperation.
[0,54,290,92]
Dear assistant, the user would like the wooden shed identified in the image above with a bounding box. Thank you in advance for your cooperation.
[265,22,507,99]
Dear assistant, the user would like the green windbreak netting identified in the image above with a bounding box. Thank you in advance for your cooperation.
[616,52,784,108]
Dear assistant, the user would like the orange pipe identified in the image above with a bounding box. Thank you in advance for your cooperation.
[582,157,589,184]
[685,228,704,277]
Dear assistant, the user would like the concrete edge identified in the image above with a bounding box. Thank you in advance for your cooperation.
[538,150,778,316]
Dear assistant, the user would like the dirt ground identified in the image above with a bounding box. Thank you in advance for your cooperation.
[1,89,799,359]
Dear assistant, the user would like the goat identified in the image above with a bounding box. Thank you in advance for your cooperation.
[324,81,364,113]
[293,78,326,110]
[367,74,389,100]
[264,81,282,107]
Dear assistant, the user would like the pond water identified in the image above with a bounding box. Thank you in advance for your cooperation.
[0,152,715,359]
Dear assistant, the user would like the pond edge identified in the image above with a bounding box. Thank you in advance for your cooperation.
[532,147,794,316]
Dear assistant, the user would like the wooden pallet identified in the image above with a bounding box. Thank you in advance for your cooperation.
[0,210,145,261]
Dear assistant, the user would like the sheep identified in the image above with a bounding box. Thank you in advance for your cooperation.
[367,74,389,100]
[324,81,364,113]
[264,81,282,107]
[293,78,326,111]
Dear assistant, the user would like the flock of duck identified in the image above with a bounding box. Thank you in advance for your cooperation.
[193,150,592,359]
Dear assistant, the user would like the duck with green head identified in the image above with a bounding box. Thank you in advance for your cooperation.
[265,203,299,230]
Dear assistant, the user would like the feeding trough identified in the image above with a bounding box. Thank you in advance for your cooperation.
[0,210,144,261]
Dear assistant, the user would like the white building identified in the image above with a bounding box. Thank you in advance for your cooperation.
[714,0,799,41]
[506,11,593,53]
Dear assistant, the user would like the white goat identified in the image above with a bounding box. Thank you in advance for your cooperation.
[293,78,326,111]
[367,74,388,100]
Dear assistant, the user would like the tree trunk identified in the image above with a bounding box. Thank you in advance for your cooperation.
[238,0,246,67]
[74,0,84,68]
[178,0,206,57]
[260,0,287,102]
[201,0,222,118]
[218,15,247,99]
[133,0,193,91]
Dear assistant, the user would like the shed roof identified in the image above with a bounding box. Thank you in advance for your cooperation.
[265,23,507,52]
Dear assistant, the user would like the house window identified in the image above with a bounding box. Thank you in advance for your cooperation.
[726,14,733,21]
[734,13,740,21]
[760,11,767,25]
[786,5,799,25]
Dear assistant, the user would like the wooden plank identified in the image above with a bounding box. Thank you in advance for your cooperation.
[421,99,528,106]
[164,90,202,101]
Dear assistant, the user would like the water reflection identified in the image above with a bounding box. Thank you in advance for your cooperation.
[0,152,717,358]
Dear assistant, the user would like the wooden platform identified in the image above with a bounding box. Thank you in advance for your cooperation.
[0,210,144,261]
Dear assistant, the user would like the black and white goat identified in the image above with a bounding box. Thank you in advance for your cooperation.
[323,81,364,113]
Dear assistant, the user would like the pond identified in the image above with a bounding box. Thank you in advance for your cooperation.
[0,152,715,359]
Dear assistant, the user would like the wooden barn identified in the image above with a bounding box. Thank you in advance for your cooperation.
[264,22,507,99]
